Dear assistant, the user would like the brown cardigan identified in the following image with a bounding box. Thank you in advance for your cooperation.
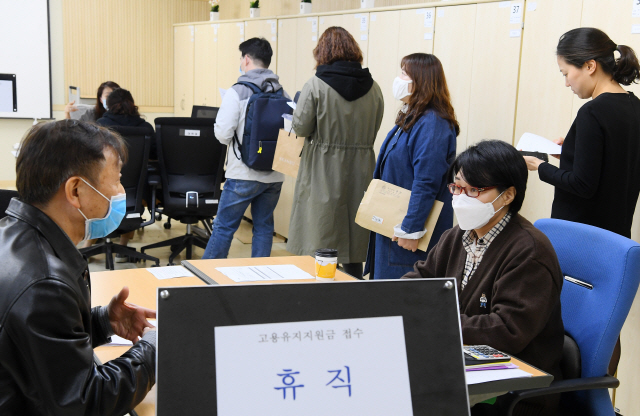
[404,214,564,416]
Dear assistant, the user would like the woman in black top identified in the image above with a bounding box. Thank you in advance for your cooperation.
[524,27,640,376]
[524,28,640,238]
[96,88,155,262]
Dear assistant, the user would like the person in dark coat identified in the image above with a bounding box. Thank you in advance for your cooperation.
[364,53,457,280]
[405,140,564,416]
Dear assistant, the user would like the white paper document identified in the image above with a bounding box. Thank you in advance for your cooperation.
[465,368,532,385]
[215,265,314,282]
[147,266,194,280]
[215,316,413,416]
[219,88,227,100]
[516,132,562,154]
[287,101,297,111]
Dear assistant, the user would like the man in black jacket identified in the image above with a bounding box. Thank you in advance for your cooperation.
[0,120,156,415]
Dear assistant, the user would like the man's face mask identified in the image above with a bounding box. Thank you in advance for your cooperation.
[77,177,126,241]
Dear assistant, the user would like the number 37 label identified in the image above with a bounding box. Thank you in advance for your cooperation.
[510,2,523,25]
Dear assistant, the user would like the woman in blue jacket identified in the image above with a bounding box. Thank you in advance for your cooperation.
[365,53,458,280]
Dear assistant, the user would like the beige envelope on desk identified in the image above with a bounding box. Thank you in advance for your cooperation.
[356,179,444,252]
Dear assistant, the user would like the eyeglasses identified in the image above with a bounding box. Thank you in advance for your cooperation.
[448,183,497,198]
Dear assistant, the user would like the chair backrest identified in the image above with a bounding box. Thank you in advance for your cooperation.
[107,125,152,229]
[0,190,19,220]
[535,218,640,414]
[154,117,226,221]
[191,105,219,120]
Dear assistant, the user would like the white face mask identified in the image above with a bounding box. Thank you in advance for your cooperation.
[452,191,505,231]
[392,76,412,101]
[101,98,108,111]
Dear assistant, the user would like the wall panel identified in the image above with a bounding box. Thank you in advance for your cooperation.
[63,0,208,109]
[174,25,195,116]
[513,0,583,224]
[194,24,219,107]
[466,2,523,146]
[433,4,477,155]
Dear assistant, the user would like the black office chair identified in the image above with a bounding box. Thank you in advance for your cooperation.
[141,117,226,265]
[191,105,219,120]
[0,190,19,220]
[81,125,160,270]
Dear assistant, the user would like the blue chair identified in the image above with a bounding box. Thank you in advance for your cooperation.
[503,219,640,415]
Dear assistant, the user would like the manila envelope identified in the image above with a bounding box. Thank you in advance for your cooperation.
[272,128,304,178]
[356,179,444,252]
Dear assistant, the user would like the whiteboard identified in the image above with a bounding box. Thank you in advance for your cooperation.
[0,0,52,119]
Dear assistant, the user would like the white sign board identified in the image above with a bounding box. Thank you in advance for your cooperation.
[215,316,413,415]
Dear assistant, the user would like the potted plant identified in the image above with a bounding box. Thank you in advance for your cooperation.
[249,0,260,18]
[300,0,312,14]
[209,0,219,21]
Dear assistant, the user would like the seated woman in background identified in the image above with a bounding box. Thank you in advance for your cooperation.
[403,140,564,416]
[364,53,457,280]
[95,88,154,262]
[64,81,120,121]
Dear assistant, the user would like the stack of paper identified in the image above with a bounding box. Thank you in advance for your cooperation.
[215,264,314,283]
[516,133,562,154]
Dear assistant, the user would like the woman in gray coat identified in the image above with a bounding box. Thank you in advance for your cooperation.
[287,26,384,277]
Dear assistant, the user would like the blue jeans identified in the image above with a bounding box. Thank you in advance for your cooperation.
[203,179,282,259]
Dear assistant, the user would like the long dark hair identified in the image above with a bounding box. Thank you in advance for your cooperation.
[106,88,141,117]
[557,28,640,86]
[395,53,460,135]
[95,81,120,119]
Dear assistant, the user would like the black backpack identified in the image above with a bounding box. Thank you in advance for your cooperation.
[232,81,292,171]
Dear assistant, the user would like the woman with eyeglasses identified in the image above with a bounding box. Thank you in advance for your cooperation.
[364,53,458,280]
[404,140,564,416]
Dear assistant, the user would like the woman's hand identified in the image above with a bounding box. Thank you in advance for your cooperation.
[550,137,564,160]
[392,236,419,252]
[64,101,77,119]
[523,156,545,171]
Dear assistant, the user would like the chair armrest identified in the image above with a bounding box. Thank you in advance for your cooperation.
[503,376,619,414]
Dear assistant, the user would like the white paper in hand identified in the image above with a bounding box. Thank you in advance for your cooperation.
[219,88,227,100]
[516,133,562,154]
[287,101,297,111]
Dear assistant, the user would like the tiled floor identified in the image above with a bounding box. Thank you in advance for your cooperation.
[86,218,292,273]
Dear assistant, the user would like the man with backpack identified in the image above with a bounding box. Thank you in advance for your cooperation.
[203,37,291,259]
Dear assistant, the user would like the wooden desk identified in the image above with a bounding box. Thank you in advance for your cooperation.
[182,255,355,285]
[91,259,551,414]
[92,267,205,416]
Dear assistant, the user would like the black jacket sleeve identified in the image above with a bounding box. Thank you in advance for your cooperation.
[538,105,605,198]
[5,279,155,416]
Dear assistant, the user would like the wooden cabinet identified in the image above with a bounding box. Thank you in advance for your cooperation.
[173,25,195,116]
[244,19,279,71]
[194,24,218,107]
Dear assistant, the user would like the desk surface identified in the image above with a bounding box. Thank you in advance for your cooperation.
[92,267,205,416]
[91,258,551,415]
[183,255,354,285]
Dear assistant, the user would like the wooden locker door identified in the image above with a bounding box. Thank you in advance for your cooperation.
[295,17,319,92]
[276,18,297,98]
[368,10,401,154]
[433,4,478,155]
[514,0,583,224]
[194,24,218,108]
[577,1,640,412]
[217,22,245,92]
[174,25,195,116]
[398,7,435,58]
[466,2,523,146]
[244,19,279,71]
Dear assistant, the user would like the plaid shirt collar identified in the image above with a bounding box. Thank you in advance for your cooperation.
[462,211,513,256]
